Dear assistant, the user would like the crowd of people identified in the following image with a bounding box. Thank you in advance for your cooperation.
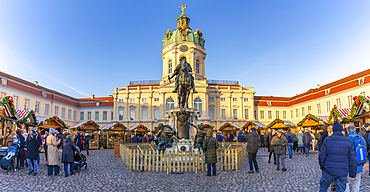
[3,127,91,177]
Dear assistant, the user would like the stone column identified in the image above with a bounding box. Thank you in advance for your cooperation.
[228,95,232,120]
[215,95,220,120]
[239,96,243,120]
[125,96,129,121]
[148,94,153,121]
[160,92,166,119]
[137,96,141,121]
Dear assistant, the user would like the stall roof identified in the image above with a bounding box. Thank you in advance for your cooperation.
[16,110,31,119]
[71,121,85,128]
[230,123,241,129]
[317,116,329,122]
[37,116,48,122]
[337,108,350,118]
[254,122,267,128]
[101,123,115,130]
[283,120,296,126]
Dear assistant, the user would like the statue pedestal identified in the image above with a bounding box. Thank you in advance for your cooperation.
[166,108,200,140]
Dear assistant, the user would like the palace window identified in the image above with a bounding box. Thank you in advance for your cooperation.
[166,98,175,111]
[73,111,77,121]
[103,111,107,121]
[95,111,99,121]
[244,98,249,102]
[35,101,40,114]
[45,104,50,116]
[168,60,173,74]
[301,107,305,117]
[347,95,353,108]
[221,97,226,102]
[307,106,312,114]
[295,109,299,118]
[194,98,203,116]
[290,110,293,119]
[141,108,148,121]
[232,98,237,102]
[24,99,30,111]
[61,108,66,118]
[283,111,287,119]
[268,110,272,119]
[209,97,214,102]
[80,112,84,121]
[209,108,215,120]
[0,92,6,98]
[233,109,238,120]
[118,108,124,121]
[260,110,265,120]
[87,111,91,120]
[111,111,114,120]
[142,98,147,102]
[54,106,59,117]
[130,108,136,121]
[154,108,159,120]
[196,59,200,74]
[276,111,280,119]
[129,98,135,103]
[326,101,331,112]
[118,99,124,103]
[68,109,72,119]
[244,109,249,120]
[254,110,257,120]
[221,109,226,120]
[336,98,341,109]
[13,95,19,109]
[154,98,159,102]
[317,103,321,114]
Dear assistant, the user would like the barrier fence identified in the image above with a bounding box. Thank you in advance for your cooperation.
[120,142,247,174]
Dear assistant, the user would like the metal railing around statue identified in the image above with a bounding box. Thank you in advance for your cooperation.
[120,142,247,174]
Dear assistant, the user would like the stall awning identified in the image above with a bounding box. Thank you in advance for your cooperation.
[16,110,30,119]
[317,116,329,122]
[283,120,296,126]
[337,108,350,118]
[101,123,115,130]
[71,121,85,128]
[254,122,267,128]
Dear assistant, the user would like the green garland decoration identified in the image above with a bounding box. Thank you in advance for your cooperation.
[218,123,240,131]
[242,121,257,128]
[39,116,67,127]
[267,118,296,128]
[327,107,344,124]
[297,114,325,126]
[129,124,149,132]
[103,123,127,131]
[204,124,214,129]
[0,96,17,117]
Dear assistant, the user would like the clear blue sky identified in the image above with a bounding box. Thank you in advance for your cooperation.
[1,1,370,98]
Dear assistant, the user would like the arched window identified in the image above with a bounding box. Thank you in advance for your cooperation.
[196,59,200,74]
[194,98,202,116]
[168,60,172,74]
[166,98,174,111]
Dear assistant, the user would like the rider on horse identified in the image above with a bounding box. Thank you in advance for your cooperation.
[168,57,197,93]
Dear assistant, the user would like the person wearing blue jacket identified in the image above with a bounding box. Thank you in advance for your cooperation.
[237,132,243,142]
[302,129,312,157]
[346,125,367,192]
[285,129,295,160]
[217,132,223,142]
[319,121,356,192]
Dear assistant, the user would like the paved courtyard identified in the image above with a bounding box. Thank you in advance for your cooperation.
[0,148,370,191]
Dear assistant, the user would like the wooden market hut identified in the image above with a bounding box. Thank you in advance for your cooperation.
[218,122,242,136]
[297,114,325,130]
[350,95,370,127]
[267,118,296,130]
[70,120,100,150]
[101,123,127,148]
[0,96,18,146]
[204,124,214,131]
[38,116,67,133]
[127,124,149,136]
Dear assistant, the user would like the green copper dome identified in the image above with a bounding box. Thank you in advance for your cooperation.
[162,13,205,48]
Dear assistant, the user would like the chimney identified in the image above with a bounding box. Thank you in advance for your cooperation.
[317,84,321,89]
[91,94,95,99]
[33,81,38,86]
[109,95,113,97]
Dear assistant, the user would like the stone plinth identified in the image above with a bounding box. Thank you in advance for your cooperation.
[166,108,200,140]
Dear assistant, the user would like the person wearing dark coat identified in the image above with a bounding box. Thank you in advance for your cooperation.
[285,129,295,160]
[319,125,329,152]
[62,135,76,177]
[319,121,356,192]
[16,130,25,169]
[55,128,63,167]
[132,134,138,143]
[237,132,243,142]
[271,129,288,171]
[203,130,218,176]
[302,129,312,157]
[141,134,148,143]
[84,133,90,156]
[26,128,41,176]
[243,127,259,173]
[228,133,234,142]
[75,133,84,150]
[260,132,265,147]
[265,129,276,164]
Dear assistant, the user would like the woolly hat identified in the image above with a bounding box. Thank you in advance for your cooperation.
[277,129,283,133]
[251,127,256,131]
[365,123,370,128]
[50,128,56,134]
[322,125,328,132]
[30,127,36,134]
[333,121,343,132]
[56,127,61,132]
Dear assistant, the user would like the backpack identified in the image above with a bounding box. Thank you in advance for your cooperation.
[349,135,367,165]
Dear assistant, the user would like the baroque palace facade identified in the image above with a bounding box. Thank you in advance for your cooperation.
[1,11,370,130]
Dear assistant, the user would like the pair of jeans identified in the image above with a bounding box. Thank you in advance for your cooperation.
[319,171,347,192]
[37,153,40,165]
[86,148,89,156]
[305,147,309,157]
[275,154,285,169]
[17,157,24,168]
[47,165,60,176]
[268,152,276,163]
[26,158,38,173]
[248,152,258,171]
[64,163,74,176]
[316,140,319,151]
[287,143,293,159]
[207,163,216,176]
[345,172,361,192]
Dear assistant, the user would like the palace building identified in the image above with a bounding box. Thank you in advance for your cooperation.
[1,11,370,130]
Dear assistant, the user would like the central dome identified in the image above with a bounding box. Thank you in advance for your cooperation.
[162,13,205,48]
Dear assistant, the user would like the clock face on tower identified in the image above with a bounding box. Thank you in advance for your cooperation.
[179,45,188,52]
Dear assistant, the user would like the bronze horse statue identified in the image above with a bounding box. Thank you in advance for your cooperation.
[168,57,196,108]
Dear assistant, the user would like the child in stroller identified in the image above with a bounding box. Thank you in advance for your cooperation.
[74,146,87,171]
[0,136,19,173]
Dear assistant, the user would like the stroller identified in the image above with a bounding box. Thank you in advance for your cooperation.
[0,141,19,173]
[74,146,87,171]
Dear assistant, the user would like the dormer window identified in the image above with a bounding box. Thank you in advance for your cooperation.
[358,78,364,85]
[325,89,330,95]
[267,101,272,106]
[41,91,47,97]
[1,77,7,85]
[96,102,100,106]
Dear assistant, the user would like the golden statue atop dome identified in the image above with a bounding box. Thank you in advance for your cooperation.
[179,4,186,14]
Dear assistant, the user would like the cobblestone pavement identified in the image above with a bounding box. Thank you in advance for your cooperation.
[1,148,370,191]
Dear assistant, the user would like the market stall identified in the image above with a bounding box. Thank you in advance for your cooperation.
[38,116,67,134]
[0,96,17,147]
[297,114,325,130]
[267,118,296,130]
[101,123,127,149]
[348,95,370,128]
[16,109,38,131]
[242,121,267,131]
[71,120,100,150]
[128,124,149,137]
